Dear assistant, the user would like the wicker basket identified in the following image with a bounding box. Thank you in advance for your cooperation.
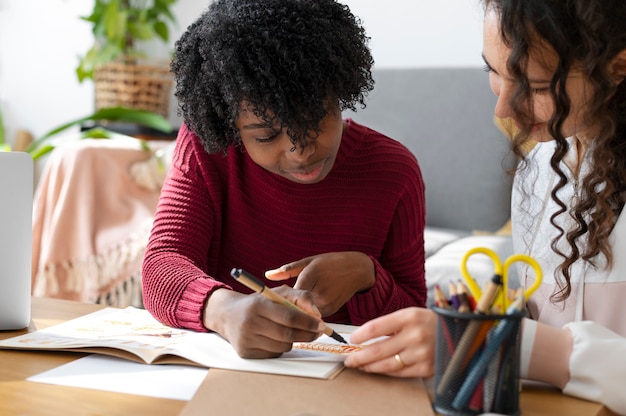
[94,60,173,118]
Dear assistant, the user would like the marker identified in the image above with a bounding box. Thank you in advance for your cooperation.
[230,268,347,344]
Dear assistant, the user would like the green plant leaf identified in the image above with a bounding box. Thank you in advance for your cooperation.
[28,144,56,160]
[128,21,155,40]
[80,127,115,139]
[153,21,169,42]
[27,107,173,156]
[76,46,100,83]
[104,1,123,40]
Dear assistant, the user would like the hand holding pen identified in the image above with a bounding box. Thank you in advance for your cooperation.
[203,270,335,359]
[231,269,347,344]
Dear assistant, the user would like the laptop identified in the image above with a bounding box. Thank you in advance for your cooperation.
[0,151,32,330]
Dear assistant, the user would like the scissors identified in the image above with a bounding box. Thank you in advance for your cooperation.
[460,247,543,311]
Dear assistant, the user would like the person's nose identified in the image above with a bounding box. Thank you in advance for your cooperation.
[284,138,315,162]
[491,77,515,120]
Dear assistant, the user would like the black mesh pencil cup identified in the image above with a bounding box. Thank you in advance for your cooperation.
[432,307,525,416]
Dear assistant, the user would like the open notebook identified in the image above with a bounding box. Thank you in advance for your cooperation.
[0,306,359,379]
[0,151,32,330]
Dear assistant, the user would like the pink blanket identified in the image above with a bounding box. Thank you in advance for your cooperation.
[31,138,165,307]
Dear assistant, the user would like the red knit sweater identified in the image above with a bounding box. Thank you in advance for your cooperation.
[142,119,426,331]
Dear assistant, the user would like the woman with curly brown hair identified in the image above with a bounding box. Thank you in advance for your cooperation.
[141,0,427,359]
[345,0,626,412]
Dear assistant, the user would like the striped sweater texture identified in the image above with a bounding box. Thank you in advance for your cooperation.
[142,119,426,331]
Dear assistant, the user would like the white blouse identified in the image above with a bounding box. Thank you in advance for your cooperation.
[512,139,626,414]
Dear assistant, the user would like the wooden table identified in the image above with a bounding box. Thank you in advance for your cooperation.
[0,297,616,416]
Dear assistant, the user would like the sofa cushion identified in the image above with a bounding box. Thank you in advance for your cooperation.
[424,226,470,258]
[343,67,514,232]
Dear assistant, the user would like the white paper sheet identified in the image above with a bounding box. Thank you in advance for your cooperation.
[28,354,209,401]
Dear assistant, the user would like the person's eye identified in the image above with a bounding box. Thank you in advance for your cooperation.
[255,132,279,143]
[482,64,493,73]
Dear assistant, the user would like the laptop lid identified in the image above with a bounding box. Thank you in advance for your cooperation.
[0,151,32,330]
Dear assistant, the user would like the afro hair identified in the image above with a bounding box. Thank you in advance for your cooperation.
[171,0,375,153]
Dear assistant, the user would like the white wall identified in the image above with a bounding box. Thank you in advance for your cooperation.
[0,0,485,145]
[345,0,485,68]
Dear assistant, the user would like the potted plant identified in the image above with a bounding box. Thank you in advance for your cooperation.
[20,1,180,161]
[76,0,179,118]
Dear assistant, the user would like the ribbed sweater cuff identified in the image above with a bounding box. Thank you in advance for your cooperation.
[348,256,394,325]
[176,278,229,332]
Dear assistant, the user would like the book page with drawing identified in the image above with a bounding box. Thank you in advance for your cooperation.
[0,307,359,379]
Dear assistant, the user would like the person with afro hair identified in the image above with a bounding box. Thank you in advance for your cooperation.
[142,0,427,359]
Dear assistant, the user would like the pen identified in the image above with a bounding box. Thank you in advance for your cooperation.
[230,268,348,344]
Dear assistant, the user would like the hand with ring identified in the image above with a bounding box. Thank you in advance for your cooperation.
[394,353,407,369]
[344,307,436,377]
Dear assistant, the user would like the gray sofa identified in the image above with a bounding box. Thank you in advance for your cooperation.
[343,67,517,306]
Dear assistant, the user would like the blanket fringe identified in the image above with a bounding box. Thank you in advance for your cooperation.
[33,221,152,308]
[94,270,144,308]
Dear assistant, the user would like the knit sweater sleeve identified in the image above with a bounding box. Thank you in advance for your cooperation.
[142,125,229,332]
[346,254,426,325]
[344,143,427,324]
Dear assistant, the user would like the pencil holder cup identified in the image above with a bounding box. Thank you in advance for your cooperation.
[431,307,525,416]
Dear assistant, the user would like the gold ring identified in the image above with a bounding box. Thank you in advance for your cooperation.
[394,353,406,368]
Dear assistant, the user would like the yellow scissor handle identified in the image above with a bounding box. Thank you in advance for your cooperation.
[503,254,543,302]
[460,247,503,302]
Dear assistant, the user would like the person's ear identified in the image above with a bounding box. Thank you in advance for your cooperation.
[609,48,626,83]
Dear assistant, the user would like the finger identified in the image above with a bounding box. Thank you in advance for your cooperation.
[343,335,398,368]
[259,316,323,346]
[345,314,436,378]
[290,269,316,291]
[258,292,323,334]
[358,354,430,378]
[265,259,310,281]
[367,353,410,374]
[292,295,322,318]
[264,269,295,281]
[234,335,292,359]
[344,316,420,367]
[346,341,433,378]
[274,286,322,318]
[234,320,317,358]
[348,311,408,345]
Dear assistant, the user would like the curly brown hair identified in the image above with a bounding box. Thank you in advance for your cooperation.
[170,0,374,154]
[483,0,626,302]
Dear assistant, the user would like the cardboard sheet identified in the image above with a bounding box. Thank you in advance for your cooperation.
[181,367,435,416]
